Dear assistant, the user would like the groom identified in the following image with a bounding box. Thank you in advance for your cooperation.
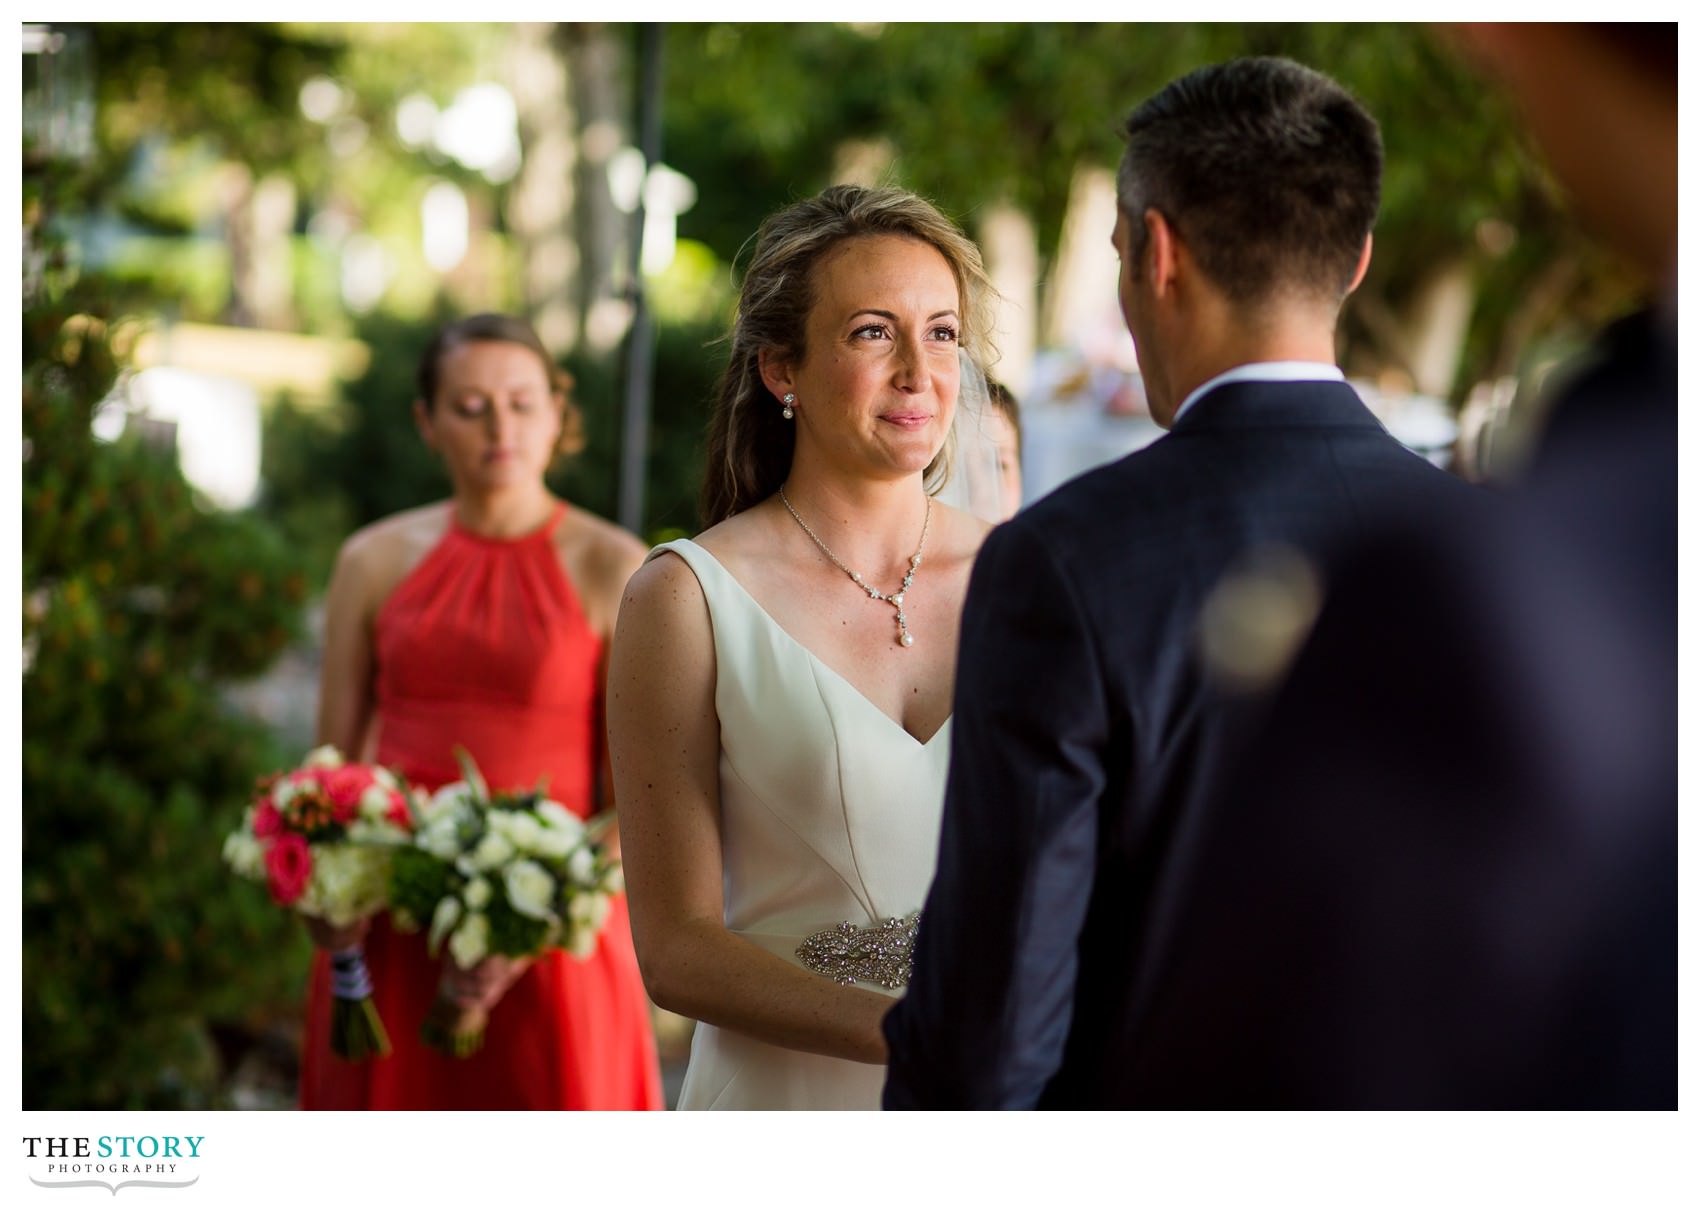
[1105,24,1675,1108]
[882,57,1476,1107]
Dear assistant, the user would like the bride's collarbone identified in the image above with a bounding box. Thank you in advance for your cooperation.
[697,529,964,733]
[778,589,958,730]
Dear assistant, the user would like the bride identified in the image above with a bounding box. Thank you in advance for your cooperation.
[607,184,998,1109]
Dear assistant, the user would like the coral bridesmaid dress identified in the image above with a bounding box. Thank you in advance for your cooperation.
[299,502,663,1109]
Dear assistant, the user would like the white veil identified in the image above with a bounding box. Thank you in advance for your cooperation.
[933,350,1008,523]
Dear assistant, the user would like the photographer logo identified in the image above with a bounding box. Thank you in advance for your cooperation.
[22,1135,202,1195]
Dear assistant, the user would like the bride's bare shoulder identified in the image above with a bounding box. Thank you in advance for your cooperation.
[623,504,776,621]
[617,544,713,660]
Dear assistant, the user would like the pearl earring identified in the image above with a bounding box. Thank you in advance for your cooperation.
[781,392,796,420]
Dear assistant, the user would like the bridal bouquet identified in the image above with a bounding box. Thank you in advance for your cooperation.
[388,748,623,1058]
[223,744,417,1060]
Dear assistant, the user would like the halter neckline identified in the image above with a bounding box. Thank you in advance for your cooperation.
[448,500,567,546]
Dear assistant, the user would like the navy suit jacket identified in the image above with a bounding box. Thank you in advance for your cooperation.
[1115,312,1676,1108]
[882,378,1476,1108]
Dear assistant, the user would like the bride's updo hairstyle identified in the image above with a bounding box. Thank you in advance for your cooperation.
[415,312,586,458]
[701,185,995,526]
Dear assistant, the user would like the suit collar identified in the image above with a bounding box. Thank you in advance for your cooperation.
[1171,361,1344,424]
[1166,378,1387,435]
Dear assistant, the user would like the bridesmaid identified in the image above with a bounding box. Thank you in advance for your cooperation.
[298,313,663,1110]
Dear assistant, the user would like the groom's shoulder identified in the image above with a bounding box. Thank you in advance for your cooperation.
[1017,440,1177,534]
[982,446,1175,582]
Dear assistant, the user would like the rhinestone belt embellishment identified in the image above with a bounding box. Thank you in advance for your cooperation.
[795,912,921,989]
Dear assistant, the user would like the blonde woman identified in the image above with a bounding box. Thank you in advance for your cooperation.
[608,186,996,1109]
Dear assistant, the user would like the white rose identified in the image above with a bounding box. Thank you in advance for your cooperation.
[600,862,625,897]
[568,891,611,934]
[448,911,490,969]
[423,781,477,824]
[566,846,596,887]
[503,859,557,921]
[418,817,463,861]
[532,826,576,860]
[358,783,394,822]
[537,801,585,841]
[372,767,400,792]
[491,810,543,852]
[463,875,492,909]
[302,744,344,769]
[222,830,266,880]
[466,830,515,873]
[428,895,463,955]
[271,778,299,810]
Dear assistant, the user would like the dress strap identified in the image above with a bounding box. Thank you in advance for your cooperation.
[543,499,569,534]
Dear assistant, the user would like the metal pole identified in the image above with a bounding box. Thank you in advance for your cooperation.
[617,23,663,536]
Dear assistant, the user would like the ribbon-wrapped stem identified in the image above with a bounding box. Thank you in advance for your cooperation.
[327,944,391,1061]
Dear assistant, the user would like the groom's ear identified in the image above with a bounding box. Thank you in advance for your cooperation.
[1345,233,1374,296]
[757,347,795,401]
[1144,208,1180,298]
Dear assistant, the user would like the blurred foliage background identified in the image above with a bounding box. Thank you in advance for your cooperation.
[20,20,1652,1109]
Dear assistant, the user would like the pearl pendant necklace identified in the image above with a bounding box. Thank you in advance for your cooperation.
[779,484,931,649]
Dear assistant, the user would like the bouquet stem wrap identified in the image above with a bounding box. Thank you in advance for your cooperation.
[328,944,391,1061]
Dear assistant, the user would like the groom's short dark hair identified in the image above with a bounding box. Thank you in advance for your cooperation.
[1118,56,1382,307]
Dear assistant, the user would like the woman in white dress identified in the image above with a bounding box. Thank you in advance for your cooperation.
[607,185,997,1109]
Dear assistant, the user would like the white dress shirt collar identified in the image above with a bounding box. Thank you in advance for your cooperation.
[1171,361,1345,424]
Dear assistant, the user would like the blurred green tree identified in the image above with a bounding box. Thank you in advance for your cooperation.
[22,272,316,1108]
[664,22,1642,402]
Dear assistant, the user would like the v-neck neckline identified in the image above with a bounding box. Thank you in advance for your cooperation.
[667,539,952,749]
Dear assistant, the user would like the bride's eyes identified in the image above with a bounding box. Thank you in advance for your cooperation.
[849,323,959,342]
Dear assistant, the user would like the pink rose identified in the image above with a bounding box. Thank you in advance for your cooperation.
[321,766,368,824]
[264,833,312,905]
[386,789,413,830]
[252,798,283,839]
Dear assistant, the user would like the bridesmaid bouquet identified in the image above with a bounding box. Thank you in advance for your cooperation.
[388,747,623,1058]
[223,744,417,1060]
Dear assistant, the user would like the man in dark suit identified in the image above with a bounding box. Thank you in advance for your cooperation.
[882,57,1476,1108]
[1115,24,1675,1108]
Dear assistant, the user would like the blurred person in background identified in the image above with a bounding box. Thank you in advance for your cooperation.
[984,378,1024,520]
[299,313,663,1110]
[609,185,997,1109]
[1118,23,1675,1107]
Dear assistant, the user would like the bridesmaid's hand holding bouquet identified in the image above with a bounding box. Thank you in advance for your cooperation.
[388,748,624,1058]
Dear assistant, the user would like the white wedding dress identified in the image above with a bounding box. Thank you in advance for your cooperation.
[650,539,949,1110]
